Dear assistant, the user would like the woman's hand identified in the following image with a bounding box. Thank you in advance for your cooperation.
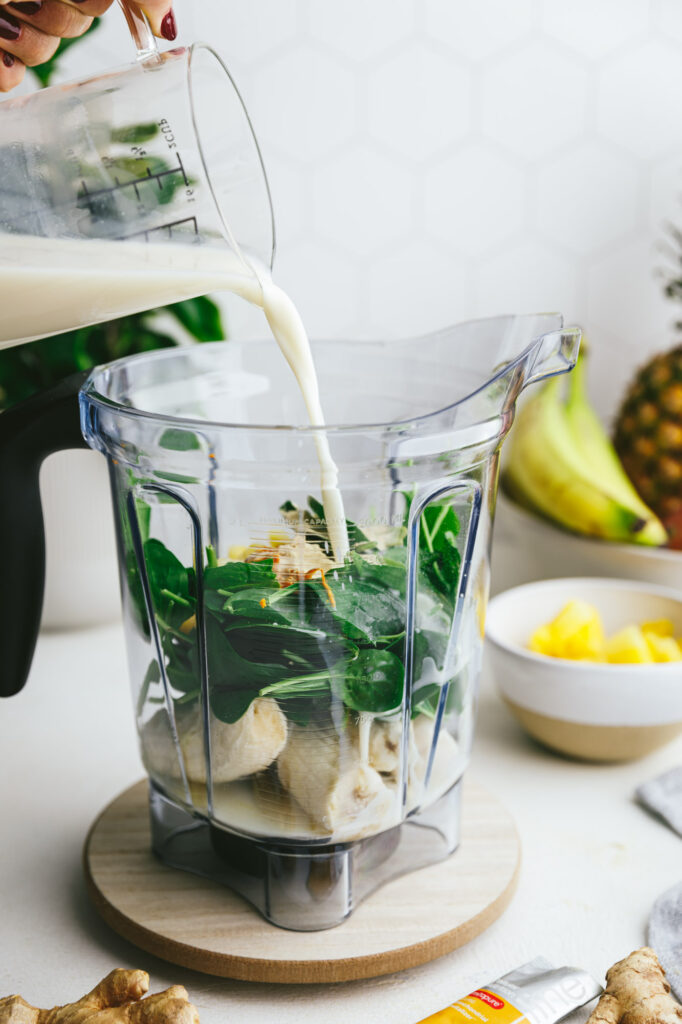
[0,0,176,91]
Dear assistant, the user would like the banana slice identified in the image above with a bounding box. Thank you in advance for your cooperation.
[369,717,402,773]
[277,724,393,836]
[141,698,287,785]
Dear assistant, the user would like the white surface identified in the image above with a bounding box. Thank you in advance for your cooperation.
[1,620,681,1023]
[40,451,119,630]
[12,0,682,422]
[486,578,682,725]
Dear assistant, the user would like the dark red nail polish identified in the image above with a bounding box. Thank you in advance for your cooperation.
[10,1,42,14]
[160,9,176,40]
[0,11,21,42]
[2,50,15,67]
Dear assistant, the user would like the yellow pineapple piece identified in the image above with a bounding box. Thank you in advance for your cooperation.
[643,630,682,662]
[605,625,654,664]
[228,544,249,561]
[528,624,554,656]
[546,600,605,660]
[640,618,675,637]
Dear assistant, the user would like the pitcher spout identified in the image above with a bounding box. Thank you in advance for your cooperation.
[524,325,582,389]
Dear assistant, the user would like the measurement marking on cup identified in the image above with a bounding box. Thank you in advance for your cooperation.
[122,216,199,242]
[76,155,188,204]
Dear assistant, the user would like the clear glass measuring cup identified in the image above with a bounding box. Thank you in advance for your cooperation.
[0,2,274,348]
[0,313,580,929]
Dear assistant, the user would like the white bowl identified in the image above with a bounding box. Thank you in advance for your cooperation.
[491,493,682,596]
[486,577,682,762]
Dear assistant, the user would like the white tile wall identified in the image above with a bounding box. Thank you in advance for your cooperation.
[46,0,682,421]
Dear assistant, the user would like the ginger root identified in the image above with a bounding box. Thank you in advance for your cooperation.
[587,948,682,1024]
[0,969,199,1024]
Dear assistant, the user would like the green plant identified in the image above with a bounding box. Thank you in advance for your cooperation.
[0,20,226,411]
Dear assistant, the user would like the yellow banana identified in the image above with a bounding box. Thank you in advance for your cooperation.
[503,371,666,545]
[563,350,667,545]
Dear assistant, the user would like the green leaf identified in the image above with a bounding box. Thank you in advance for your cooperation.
[111,123,160,145]
[311,577,404,642]
[333,649,404,714]
[205,617,288,724]
[30,18,102,87]
[166,297,225,342]
[204,561,278,593]
[137,660,161,716]
[159,428,202,451]
[227,622,356,673]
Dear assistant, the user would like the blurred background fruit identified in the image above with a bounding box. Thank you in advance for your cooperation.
[614,346,682,543]
[502,347,667,546]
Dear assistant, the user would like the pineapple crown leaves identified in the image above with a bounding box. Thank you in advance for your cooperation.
[660,223,682,330]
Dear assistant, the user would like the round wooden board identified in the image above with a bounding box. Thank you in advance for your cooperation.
[84,780,520,984]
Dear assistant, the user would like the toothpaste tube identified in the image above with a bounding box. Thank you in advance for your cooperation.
[419,958,602,1024]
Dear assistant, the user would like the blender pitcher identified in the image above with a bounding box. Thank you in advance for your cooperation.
[0,315,579,930]
[0,3,274,348]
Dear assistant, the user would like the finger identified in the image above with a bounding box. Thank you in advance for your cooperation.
[5,0,92,39]
[55,0,116,16]
[0,46,25,89]
[0,8,59,65]
[131,1,176,40]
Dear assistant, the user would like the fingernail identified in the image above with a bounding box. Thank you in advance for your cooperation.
[160,8,176,40]
[0,10,21,41]
[10,1,42,13]
[2,49,14,67]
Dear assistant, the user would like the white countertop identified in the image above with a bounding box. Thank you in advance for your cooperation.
[1,619,680,1024]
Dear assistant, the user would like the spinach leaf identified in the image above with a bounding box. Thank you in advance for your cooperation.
[204,561,277,593]
[310,577,404,642]
[205,617,287,724]
[333,649,404,714]
[418,500,461,604]
[226,622,356,673]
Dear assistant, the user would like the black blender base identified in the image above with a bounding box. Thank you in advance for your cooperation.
[148,782,462,931]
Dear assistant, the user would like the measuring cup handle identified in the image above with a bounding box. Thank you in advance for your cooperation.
[117,0,161,63]
[0,372,89,698]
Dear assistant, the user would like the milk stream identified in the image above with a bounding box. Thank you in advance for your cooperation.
[1,236,349,560]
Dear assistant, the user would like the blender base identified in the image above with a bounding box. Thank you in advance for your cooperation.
[148,781,461,931]
[83,778,520,983]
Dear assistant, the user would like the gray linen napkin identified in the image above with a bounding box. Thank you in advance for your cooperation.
[648,881,682,1003]
[636,766,682,836]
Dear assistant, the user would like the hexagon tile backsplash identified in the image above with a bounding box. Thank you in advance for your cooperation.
[55,0,682,419]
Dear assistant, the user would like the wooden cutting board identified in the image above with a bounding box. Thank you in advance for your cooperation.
[84,779,520,984]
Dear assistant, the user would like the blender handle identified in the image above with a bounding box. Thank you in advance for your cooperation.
[0,372,89,699]
[117,0,162,64]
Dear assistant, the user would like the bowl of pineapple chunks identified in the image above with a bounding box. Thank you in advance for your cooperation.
[486,577,682,762]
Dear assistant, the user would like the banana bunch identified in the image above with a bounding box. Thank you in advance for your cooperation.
[503,351,667,546]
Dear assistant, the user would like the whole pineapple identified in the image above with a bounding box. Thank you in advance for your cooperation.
[613,346,682,538]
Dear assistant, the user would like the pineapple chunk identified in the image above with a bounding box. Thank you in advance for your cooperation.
[641,619,675,638]
[605,626,654,664]
[643,630,682,663]
[528,624,554,656]
[547,600,604,660]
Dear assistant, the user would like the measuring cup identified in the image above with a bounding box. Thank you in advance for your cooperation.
[0,2,274,347]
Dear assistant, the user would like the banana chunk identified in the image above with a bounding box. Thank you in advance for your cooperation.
[369,717,402,773]
[277,724,393,835]
[141,698,287,785]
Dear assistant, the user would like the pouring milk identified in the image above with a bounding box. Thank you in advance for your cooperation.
[0,235,349,561]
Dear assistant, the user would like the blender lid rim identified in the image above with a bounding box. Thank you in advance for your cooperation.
[80,312,569,435]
